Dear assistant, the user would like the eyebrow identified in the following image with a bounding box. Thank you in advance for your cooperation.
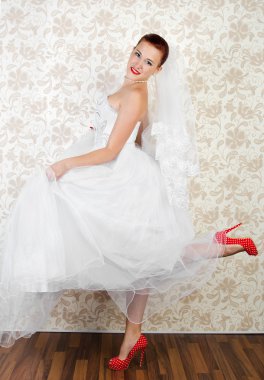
[135,49,154,64]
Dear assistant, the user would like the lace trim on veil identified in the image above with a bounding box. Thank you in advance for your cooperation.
[142,46,199,209]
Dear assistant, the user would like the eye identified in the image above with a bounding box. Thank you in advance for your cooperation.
[147,61,153,66]
[135,51,140,57]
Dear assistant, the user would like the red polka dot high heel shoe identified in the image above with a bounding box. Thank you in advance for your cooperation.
[108,334,148,371]
[215,223,258,256]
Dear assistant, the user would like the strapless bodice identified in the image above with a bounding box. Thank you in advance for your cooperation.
[92,93,141,148]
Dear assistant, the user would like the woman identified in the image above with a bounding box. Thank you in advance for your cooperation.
[0,34,258,369]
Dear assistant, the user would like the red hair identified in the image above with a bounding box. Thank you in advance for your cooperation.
[136,33,169,67]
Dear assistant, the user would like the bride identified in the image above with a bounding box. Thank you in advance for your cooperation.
[0,33,258,370]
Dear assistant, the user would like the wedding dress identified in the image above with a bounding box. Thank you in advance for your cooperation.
[0,91,224,347]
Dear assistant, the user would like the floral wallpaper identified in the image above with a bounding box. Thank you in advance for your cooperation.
[0,0,263,333]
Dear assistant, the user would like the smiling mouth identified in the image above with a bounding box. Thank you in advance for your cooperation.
[131,67,140,75]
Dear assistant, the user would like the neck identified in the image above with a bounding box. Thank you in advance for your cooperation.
[124,75,148,84]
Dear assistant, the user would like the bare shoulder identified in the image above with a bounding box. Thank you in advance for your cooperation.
[119,88,147,120]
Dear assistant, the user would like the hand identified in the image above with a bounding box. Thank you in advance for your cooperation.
[47,159,70,181]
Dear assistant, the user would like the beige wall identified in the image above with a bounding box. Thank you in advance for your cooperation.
[1,0,263,332]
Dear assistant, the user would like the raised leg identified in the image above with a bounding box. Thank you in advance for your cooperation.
[221,244,245,256]
[181,241,246,262]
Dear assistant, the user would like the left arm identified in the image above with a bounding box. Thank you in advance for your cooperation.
[135,111,149,147]
[49,90,145,180]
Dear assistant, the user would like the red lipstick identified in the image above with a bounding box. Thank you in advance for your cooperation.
[131,67,140,75]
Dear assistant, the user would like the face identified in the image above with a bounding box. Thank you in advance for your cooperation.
[126,40,163,81]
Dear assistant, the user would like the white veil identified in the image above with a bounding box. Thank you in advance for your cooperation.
[142,45,200,209]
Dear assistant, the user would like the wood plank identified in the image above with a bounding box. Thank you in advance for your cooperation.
[175,335,198,380]
[0,357,16,380]
[244,347,264,379]
[168,347,188,380]
[197,335,219,372]
[61,349,77,380]
[231,337,261,379]
[73,359,88,380]
[220,341,246,378]
[206,335,237,380]
[253,343,264,366]
[188,342,209,373]
[69,332,81,348]
[135,369,148,380]
[0,332,263,379]
[47,352,66,380]
[35,359,45,380]
[198,375,211,380]
[145,335,162,380]
[212,370,225,380]
[35,332,50,350]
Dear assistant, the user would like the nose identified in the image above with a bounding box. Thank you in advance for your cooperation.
[135,59,143,70]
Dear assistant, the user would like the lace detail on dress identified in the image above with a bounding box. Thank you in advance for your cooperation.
[90,93,113,147]
[90,92,140,148]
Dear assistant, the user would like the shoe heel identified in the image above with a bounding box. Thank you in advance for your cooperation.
[215,223,243,244]
[215,222,259,256]
[225,223,242,234]
[140,348,145,368]
[108,334,148,371]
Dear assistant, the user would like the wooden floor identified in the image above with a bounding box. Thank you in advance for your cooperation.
[0,332,263,380]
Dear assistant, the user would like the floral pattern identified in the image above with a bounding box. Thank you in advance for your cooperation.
[0,0,263,332]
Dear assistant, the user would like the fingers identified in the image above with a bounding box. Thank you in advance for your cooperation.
[45,166,57,182]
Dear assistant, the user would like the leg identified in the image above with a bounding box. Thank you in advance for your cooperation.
[182,241,245,262]
[118,292,148,360]
[221,244,245,257]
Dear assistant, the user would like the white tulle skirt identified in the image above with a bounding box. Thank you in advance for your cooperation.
[0,131,225,347]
